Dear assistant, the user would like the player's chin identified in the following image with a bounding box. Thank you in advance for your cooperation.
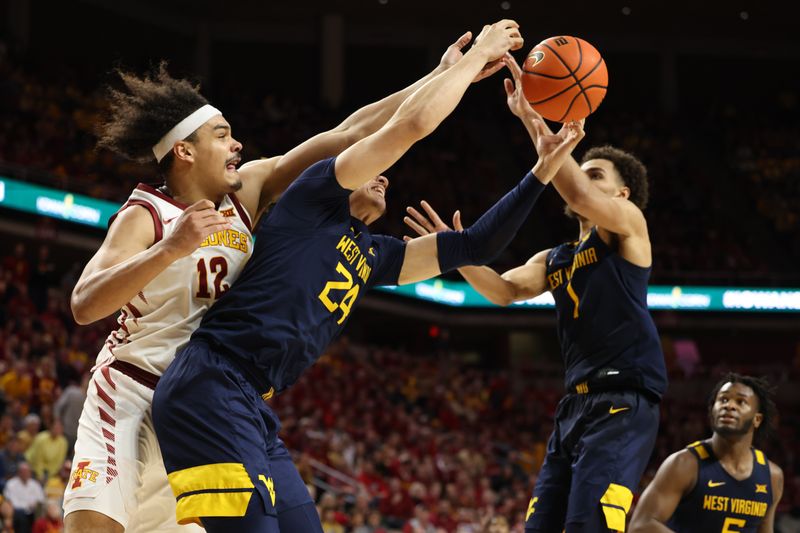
[225,172,243,192]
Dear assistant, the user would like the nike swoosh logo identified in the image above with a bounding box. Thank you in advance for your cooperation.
[164,217,178,224]
[708,481,726,488]
[609,407,630,415]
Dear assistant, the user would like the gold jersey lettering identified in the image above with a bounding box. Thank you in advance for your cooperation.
[200,230,250,253]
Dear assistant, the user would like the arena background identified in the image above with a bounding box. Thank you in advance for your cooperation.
[0,0,798,531]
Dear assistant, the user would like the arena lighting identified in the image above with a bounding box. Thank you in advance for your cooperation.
[2,176,798,313]
[376,282,800,313]
[0,176,116,228]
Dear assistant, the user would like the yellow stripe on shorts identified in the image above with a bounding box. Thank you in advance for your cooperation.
[167,463,256,525]
[600,483,633,532]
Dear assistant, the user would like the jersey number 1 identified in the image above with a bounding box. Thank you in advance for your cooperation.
[318,262,360,324]
[196,257,229,299]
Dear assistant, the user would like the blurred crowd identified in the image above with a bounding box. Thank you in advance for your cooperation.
[0,40,798,285]
[0,240,799,532]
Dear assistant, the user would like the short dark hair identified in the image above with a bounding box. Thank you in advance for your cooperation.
[581,145,649,209]
[708,373,777,446]
[97,62,208,174]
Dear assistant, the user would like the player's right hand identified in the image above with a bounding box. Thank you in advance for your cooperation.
[162,200,231,258]
[472,20,524,62]
[402,200,464,242]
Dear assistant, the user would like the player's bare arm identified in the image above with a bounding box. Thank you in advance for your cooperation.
[629,450,699,533]
[70,200,230,324]
[234,31,507,222]
[334,20,523,191]
[403,202,550,304]
[503,54,651,267]
[396,121,584,285]
[758,461,784,533]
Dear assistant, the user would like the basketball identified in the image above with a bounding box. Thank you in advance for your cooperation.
[521,36,608,122]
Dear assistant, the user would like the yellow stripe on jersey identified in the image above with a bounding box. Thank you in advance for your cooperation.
[754,449,766,465]
[168,463,256,524]
[600,483,633,532]
[687,441,710,459]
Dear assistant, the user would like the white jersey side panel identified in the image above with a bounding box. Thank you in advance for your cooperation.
[95,184,253,376]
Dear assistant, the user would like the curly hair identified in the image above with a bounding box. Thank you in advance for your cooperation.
[707,373,777,446]
[97,62,208,173]
[581,145,649,209]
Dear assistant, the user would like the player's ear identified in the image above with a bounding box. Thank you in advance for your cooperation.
[753,412,763,429]
[617,186,630,200]
[174,141,194,163]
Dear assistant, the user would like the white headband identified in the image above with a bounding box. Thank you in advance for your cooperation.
[152,104,222,162]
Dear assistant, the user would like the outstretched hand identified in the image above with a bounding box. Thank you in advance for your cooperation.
[531,119,585,183]
[502,53,544,122]
[403,200,464,241]
[439,30,513,83]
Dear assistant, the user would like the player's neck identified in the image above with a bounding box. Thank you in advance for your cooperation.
[577,218,595,240]
[165,173,225,207]
[710,432,753,465]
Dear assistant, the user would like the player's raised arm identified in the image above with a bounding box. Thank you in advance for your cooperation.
[629,451,699,533]
[236,31,508,221]
[503,54,648,240]
[403,203,550,305]
[334,20,523,191]
[393,121,584,285]
[70,200,230,324]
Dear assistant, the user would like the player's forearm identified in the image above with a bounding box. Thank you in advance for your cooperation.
[71,243,178,325]
[437,171,545,272]
[337,65,446,140]
[458,266,519,306]
[392,49,490,139]
[519,115,592,205]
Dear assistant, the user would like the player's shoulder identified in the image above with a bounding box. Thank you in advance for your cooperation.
[526,248,552,266]
[667,447,703,469]
[767,459,784,485]
[654,448,701,492]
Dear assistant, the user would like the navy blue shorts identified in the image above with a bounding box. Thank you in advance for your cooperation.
[152,341,321,532]
[525,390,659,533]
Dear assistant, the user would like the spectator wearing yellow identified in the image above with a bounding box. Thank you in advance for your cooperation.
[24,420,68,480]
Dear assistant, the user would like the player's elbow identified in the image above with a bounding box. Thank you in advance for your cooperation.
[70,290,95,325]
[390,112,435,143]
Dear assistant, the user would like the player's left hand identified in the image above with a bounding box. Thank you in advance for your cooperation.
[532,119,585,183]
[438,31,507,83]
[402,200,464,241]
[503,53,545,123]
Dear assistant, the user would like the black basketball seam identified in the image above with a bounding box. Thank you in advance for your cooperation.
[558,90,584,122]
[522,68,573,80]
[528,43,606,117]
[539,39,585,118]
[528,83,581,106]
[541,41,582,85]
[576,39,593,113]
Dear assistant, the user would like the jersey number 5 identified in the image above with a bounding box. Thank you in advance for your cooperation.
[722,517,745,533]
[318,262,360,324]
[196,257,229,299]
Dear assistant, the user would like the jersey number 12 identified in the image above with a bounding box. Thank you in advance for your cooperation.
[196,257,229,299]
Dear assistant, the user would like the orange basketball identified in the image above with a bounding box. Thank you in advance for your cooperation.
[521,36,608,122]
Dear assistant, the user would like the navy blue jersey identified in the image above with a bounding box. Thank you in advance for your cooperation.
[194,157,406,392]
[545,227,667,399]
[668,440,773,532]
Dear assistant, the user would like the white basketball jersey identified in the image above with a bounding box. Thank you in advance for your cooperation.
[95,184,253,376]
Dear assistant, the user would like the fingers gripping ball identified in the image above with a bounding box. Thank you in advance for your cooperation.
[521,36,608,122]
